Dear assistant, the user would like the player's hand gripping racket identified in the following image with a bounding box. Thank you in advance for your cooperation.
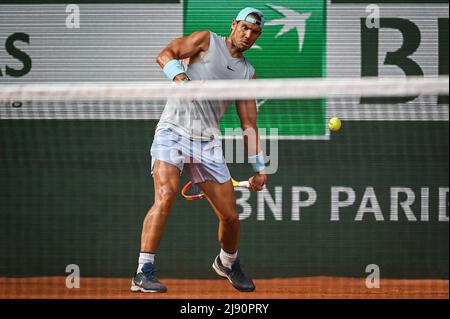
[181,178,261,201]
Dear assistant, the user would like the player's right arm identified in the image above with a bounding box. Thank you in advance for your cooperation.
[236,72,267,191]
[156,31,210,81]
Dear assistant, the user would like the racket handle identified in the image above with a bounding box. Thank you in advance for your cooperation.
[237,181,250,188]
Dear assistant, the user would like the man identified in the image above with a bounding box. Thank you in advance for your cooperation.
[131,7,267,293]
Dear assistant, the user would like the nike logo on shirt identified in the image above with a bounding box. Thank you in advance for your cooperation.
[227,65,235,71]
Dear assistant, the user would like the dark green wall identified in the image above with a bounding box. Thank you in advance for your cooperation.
[0,120,448,279]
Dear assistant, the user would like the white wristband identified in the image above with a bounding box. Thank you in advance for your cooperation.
[163,60,186,81]
[248,151,265,172]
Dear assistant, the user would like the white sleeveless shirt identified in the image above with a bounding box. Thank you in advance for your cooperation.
[156,32,255,140]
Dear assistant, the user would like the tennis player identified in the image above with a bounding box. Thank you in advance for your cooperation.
[131,8,267,293]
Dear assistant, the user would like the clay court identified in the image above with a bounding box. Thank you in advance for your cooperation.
[1,277,447,299]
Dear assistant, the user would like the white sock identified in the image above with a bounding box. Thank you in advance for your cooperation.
[220,248,237,269]
[137,252,155,273]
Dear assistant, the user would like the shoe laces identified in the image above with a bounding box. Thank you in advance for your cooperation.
[231,258,244,273]
[141,262,158,281]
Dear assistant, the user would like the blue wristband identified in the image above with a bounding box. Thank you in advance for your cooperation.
[163,60,186,81]
[248,151,265,172]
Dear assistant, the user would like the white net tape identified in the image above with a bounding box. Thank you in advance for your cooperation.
[0,76,448,102]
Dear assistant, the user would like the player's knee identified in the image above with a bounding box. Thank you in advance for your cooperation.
[155,187,177,211]
[220,212,239,225]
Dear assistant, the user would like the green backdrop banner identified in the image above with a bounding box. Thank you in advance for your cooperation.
[184,0,327,138]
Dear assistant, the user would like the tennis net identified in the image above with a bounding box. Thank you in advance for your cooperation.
[0,76,448,281]
[0,76,448,136]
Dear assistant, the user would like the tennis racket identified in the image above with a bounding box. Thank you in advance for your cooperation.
[181,178,254,201]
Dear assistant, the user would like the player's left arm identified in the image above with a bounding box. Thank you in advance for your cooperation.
[236,72,267,191]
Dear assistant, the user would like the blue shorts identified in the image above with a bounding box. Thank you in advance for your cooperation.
[150,127,231,184]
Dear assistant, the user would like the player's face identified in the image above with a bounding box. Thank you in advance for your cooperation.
[231,20,262,52]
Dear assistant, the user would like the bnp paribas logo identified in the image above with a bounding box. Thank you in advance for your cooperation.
[246,1,326,80]
[252,4,312,53]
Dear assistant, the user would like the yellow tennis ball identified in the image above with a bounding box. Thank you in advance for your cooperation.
[328,117,342,132]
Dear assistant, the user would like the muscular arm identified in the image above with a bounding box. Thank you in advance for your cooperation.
[236,72,261,156]
[156,31,210,81]
[236,72,267,190]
